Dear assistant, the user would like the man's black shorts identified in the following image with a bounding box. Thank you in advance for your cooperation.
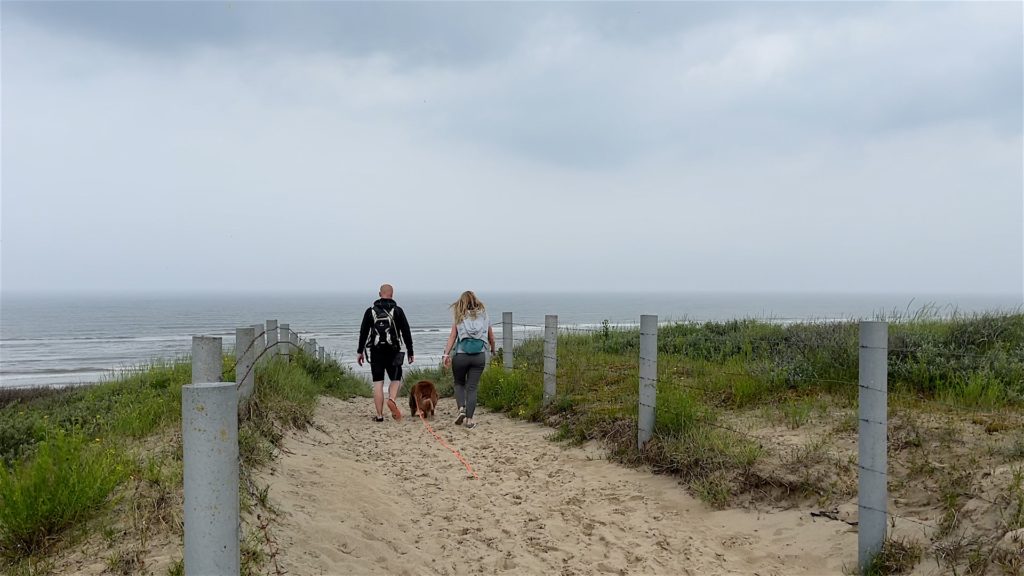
[369,347,403,382]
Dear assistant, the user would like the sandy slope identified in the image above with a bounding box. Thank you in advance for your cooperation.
[254,396,864,576]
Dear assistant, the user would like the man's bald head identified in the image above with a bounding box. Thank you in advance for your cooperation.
[379,284,394,298]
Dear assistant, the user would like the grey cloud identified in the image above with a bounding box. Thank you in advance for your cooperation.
[3,2,733,65]
[302,2,1018,169]
[1,1,1020,295]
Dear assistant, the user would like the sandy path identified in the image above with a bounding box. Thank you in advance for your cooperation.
[256,396,860,576]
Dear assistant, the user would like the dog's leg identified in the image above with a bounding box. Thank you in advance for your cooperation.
[409,391,418,417]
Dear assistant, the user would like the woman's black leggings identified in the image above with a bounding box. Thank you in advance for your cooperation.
[452,352,486,418]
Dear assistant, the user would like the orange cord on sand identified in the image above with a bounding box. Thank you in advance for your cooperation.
[419,412,479,480]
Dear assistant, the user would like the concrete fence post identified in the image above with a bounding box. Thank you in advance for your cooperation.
[182,382,239,575]
[279,323,290,361]
[309,338,318,357]
[638,315,658,450]
[266,320,279,361]
[235,327,256,405]
[858,321,888,573]
[289,329,298,360]
[191,336,222,385]
[318,346,325,361]
[543,315,557,404]
[250,324,265,364]
[503,312,513,372]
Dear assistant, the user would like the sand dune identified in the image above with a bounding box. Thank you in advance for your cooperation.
[254,396,865,576]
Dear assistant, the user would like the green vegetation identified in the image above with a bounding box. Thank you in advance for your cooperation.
[0,349,368,570]
[491,314,1023,428]
[0,361,198,467]
[0,430,129,560]
[859,536,924,576]
[480,312,1024,575]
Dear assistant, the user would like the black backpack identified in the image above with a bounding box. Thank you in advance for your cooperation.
[367,305,401,350]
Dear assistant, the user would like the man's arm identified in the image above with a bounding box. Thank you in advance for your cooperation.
[356,309,371,354]
[397,308,414,357]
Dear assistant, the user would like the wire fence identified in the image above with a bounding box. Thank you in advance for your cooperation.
[183,320,345,570]
[182,313,1016,567]
[490,312,1024,545]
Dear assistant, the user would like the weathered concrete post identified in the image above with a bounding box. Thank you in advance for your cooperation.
[184,334,237,574]
[266,320,279,360]
[503,312,513,372]
[191,336,222,385]
[182,382,239,576]
[543,315,557,404]
[309,338,318,357]
[638,315,658,450]
[250,324,265,364]
[858,321,888,573]
[279,323,290,361]
[289,328,298,360]
[235,327,256,404]
[318,346,325,361]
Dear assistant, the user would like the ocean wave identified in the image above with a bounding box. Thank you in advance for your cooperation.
[0,335,194,345]
[0,367,114,376]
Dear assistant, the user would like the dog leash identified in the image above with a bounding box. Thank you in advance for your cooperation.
[418,413,479,480]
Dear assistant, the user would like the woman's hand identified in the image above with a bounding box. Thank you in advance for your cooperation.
[443,353,452,367]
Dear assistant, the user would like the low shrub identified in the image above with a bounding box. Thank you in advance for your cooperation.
[0,431,128,559]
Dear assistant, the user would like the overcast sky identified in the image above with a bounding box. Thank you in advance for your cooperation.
[1,1,1021,296]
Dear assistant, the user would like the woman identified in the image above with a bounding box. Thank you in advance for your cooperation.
[442,291,497,429]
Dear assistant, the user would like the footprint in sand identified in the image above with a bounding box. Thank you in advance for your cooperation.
[494,554,517,571]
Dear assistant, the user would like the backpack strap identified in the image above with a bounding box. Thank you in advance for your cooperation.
[367,306,380,348]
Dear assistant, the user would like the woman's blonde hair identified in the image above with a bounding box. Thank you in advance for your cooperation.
[450,291,485,325]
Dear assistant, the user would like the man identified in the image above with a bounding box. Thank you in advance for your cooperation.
[357,283,415,421]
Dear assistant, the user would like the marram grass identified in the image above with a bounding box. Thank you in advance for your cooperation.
[0,349,369,565]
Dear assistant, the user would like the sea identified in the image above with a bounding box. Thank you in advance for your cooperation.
[1,292,1020,389]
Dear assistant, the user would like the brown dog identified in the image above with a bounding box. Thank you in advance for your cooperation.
[408,380,439,419]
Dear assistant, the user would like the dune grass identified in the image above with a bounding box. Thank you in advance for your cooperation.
[0,349,368,567]
[0,430,129,561]
[0,359,198,563]
[481,313,1024,498]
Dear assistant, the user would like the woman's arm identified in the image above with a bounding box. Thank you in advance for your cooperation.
[443,324,457,366]
[487,326,496,354]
